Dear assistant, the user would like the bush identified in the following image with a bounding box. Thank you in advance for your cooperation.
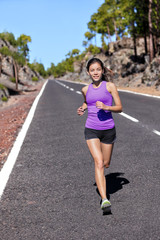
[2,96,8,102]
[10,77,16,83]
[86,44,101,55]
[0,84,5,90]
[0,46,12,56]
[0,46,26,66]
[32,76,38,82]
[0,32,17,47]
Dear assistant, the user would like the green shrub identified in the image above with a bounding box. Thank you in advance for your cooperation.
[0,84,5,90]
[0,46,26,66]
[0,32,17,47]
[10,77,16,83]
[0,46,12,56]
[32,76,38,82]
[102,42,109,52]
[2,96,8,102]
[86,44,101,55]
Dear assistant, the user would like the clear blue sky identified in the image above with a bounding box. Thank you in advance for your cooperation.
[0,0,104,69]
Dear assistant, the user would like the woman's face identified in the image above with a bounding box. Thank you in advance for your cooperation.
[88,62,104,82]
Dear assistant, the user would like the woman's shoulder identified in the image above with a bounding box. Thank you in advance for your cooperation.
[82,85,89,95]
[106,82,117,93]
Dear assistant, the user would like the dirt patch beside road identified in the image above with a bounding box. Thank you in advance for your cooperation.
[0,81,46,170]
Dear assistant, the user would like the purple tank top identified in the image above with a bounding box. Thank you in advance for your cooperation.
[85,81,115,130]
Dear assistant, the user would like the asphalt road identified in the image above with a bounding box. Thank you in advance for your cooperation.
[0,80,160,240]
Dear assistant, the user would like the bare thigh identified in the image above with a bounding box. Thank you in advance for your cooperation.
[86,139,103,167]
[101,143,114,168]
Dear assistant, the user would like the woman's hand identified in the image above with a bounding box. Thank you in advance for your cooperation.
[77,106,86,116]
[96,101,109,111]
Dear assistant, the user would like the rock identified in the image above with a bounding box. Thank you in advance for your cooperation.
[108,42,114,54]
[2,56,14,77]
[142,57,160,86]
[0,86,9,106]
[0,38,17,52]
[73,61,82,73]
[18,65,37,85]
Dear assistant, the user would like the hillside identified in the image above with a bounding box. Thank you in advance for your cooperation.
[59,37,160,94]
[0,37,44,106]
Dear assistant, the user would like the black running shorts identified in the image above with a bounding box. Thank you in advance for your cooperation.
[84,127,116,144]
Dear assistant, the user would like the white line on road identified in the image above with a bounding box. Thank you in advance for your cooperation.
[0,80,48,200]
[118,89,160,99]
[76,91,82,94]
[153,129,160,136]
[119,112,139,122]
[55,81,160,135]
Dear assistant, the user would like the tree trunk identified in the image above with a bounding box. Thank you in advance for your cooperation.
[13,59,18,90]
[0,55,2,78]
[107,24,112,42]
[113,19,118,41]
[143,20,148,55]
[155,0,160,55]
[0,78,20,93]
[153,35,157,56]
[133,34,137,60]
[95,31,97,46]
[148,0,154,62]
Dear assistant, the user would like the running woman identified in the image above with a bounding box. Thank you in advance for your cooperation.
[77,57,122,213]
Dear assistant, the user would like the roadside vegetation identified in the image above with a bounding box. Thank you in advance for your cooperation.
[0,0,160,79]
[46,0,160,78]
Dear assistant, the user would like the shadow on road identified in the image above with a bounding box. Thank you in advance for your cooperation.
[95,172,130,200]
[105,172,130,199]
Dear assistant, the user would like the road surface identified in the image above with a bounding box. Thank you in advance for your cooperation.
[0,80,159,240]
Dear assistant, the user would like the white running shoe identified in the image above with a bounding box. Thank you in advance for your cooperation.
[101,199,111,213]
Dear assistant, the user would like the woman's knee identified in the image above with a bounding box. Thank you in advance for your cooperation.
[94,157,104,169]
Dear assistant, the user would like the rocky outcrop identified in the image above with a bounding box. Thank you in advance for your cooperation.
[0,85,9,106]
[18,65,43,85]
[0,38,17,52]
[142,57,160,90]
[60,37,160,91]
[0,38,44,104]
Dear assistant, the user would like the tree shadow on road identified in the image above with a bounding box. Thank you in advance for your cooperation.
[95,172,130,213]
[105,172,130,200]
[95,172,129,215]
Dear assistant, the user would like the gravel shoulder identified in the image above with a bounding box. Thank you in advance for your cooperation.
[0,80,45,170]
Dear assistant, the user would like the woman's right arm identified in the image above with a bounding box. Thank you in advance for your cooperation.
[77,85,88,116]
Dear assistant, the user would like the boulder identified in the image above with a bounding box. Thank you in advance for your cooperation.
[2,56,14,77]
[73,61,82,73]
[18,65,38,85]
[0,38,17,52]
[141,57,160,87]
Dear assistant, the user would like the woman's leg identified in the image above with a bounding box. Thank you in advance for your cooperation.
[101,143,114,168]
[86,139,107,200]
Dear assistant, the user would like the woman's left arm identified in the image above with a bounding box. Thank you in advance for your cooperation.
[96,82,122,113]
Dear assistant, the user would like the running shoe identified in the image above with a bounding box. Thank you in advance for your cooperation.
[101,199,111,213]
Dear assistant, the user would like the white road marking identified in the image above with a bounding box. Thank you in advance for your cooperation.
[118,89,160,99]
[0,80,48,200]
[119,112,139,122]
[55,80,65,87]
[56,79,160,98]
[55,81,160,136]
[153,129,160,136]
[76,91,82,94]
